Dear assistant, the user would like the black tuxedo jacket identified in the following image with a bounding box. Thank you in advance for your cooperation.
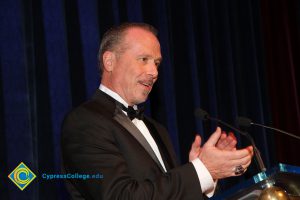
[61,90,203,200]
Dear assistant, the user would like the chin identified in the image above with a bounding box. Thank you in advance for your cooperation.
[134,95,148,105]
[135,99,147,105]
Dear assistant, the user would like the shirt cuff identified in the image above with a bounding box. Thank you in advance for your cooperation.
[191,158,217,197]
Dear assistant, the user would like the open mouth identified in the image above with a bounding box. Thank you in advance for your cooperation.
[138,80,153,89]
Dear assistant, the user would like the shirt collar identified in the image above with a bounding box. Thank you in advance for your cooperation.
[99,84,137,110]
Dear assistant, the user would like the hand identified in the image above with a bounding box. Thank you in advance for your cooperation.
[216,131,237,151]
[189,127,237,161]
[198,127,253,180]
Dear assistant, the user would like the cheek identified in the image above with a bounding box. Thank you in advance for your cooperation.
[115,68,135,84]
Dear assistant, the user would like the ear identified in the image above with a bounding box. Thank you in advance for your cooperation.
[102,51,115,72]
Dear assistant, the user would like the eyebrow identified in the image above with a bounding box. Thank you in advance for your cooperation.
[138,54,162,62]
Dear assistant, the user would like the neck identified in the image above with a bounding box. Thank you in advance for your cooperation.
[99,84,137,108]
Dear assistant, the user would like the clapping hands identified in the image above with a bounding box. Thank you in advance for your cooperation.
[189,127,253,180]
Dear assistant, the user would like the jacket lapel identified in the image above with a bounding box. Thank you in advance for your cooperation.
[143,118,177,170]
[113,105,166,173]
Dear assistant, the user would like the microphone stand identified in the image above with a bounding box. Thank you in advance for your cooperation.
[251,122,300,140]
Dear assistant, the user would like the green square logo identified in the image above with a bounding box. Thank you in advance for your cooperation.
[8,162,36,191]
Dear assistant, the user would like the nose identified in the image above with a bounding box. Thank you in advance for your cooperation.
[147,61,158,78]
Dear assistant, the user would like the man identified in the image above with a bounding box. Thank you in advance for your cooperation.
[61,22,253,200]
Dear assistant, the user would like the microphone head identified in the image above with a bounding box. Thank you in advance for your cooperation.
[236,117,252,128]
[194,108,209,120]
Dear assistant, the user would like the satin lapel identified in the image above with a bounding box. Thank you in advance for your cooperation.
[143,118,177,168]
[113,108,166,173]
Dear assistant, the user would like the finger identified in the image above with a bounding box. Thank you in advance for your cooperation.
[230,151,253,168]
[246,146,254,157]
[228,132,237,141]
[234,168,246,176]
[243,158,252,169]
[216,132,228,149]
[218,131,237,150]
[233,159,252,176]
[238,153,253,166]
[191,135,202,151]
[217,131,237,151]
[226,137,237,150]
[205,127,222,147]
[220,131,229,145]
[227,132,237,148]
[225,146,254,161]
[189,135,202,161]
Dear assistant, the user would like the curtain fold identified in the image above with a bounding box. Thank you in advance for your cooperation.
[261,0,300,166]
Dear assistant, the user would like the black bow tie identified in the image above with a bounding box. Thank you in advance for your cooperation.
[120,105,144,120]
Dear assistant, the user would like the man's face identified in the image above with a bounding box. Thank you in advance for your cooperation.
[106,28,162,105]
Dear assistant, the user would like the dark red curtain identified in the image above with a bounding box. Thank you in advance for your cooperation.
[261,0,300,166]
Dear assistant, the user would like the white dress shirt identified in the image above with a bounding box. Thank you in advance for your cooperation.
[99,84,216,196]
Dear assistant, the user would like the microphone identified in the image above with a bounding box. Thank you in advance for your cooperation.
[237,116,300,140]
[195,108,266,172]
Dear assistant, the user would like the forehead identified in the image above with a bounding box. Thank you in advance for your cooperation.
[121,28,161,55]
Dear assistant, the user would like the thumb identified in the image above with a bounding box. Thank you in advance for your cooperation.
[191,135,202,151]
[189,135,202,161]
[205,127,222,147]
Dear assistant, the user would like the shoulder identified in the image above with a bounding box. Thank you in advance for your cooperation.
[60,97,119,148]
[63,90,116,123]
[61,94,117,139]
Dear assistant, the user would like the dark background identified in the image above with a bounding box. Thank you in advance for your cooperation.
[0,0,299,199]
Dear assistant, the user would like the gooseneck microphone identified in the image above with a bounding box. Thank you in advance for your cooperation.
[237,116,300,140]
[195,108,266,172]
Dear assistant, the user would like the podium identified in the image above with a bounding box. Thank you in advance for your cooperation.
[212,163,300,200]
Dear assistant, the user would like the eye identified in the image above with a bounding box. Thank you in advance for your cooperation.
[140,57,148,62]
[154,61,161,67]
